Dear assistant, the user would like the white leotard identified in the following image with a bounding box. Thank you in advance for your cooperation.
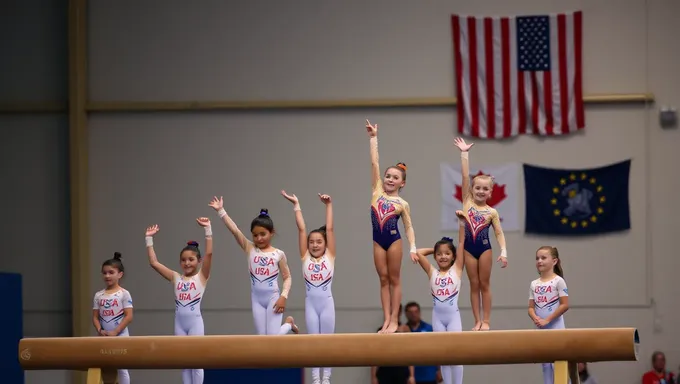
[249,247,283,295]
[529,275,569,329]
[302,252,334,297]
[174,273,205,317]
[93,288,133,335]
[248,247,293,336]
[430,266,461,309]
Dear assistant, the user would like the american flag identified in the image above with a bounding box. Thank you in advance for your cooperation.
[451,11,584,139]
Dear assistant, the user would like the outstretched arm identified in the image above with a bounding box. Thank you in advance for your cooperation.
[144,225,178,282]
[197,218,213,283]
[454,137,474,202]
[401,201,418,261]
[209,196,253,254]
[319,193,335,257]
[490,211,508,266]
[281,191,308,258]
[415,247,435,276]
[366,119,382,192]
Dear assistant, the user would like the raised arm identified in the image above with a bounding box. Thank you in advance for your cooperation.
[273,252,293,313]
[281,190,308,258]
[401,201,419,263]
[197,217,213,284]
[319,193,335,257]
[209,196,253,254]
[490,210,508,267]
[366,119,382,192]
[415,247,435,276]
[144,224,178,282]
[454,137,474,202]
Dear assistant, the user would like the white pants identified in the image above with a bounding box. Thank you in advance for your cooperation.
[251,292,292,335]
[175,313,205,384]
[305,295,335,380]
[432,306,463,384]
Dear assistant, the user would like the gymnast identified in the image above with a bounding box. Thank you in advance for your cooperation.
[92,252,133,384]
[529,246,570,384]
[281,191,336,384]
[365,119,419,334]
[453,137,508,331]
[415,237,465,384]
[144,217,213,384]
[209,196,298,335]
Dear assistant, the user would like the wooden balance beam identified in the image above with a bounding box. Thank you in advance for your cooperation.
[19,328,639,384]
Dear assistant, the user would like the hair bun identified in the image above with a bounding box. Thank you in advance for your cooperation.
[187,241,199,247]
[113,252,122,260]
[259,208,269,217]
[396,162,407,171]
[441,236,453,242]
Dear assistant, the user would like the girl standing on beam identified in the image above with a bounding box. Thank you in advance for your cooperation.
[209,196,299,335]
[415,237,465,384]
[281,191,336,384]
[144,217,213,384]
[453,137,508,331]
[365,119,420,334]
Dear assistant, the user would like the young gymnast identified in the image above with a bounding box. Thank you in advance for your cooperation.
[366,119,419,334]
[209,196,298,335]
[144,217,213,384]
[529,246,570,384]
[453,137,508,331]
[281,190,336,384]
[415,237,465,384]
[92,252,134,384]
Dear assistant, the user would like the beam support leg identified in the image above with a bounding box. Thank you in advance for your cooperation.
[554,361,569,384]
[86,369,101,384]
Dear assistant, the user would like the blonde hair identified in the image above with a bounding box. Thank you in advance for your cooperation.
[537,246,563,277]
[472,174,495,188]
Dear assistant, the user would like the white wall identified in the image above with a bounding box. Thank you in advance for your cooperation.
[0,1,72,383]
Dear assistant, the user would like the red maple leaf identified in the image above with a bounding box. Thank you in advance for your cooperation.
[453,170,507,208]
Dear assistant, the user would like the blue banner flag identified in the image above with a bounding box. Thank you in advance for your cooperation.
[523,160,631,235]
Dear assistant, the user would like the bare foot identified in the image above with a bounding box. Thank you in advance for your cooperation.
[480,321,490,331]
[471,322,482,331]
[384,321,399,334]
[378,319,390,334]
[285,316,299,334]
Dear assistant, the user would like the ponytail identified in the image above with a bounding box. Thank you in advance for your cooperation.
[554,257,564,278]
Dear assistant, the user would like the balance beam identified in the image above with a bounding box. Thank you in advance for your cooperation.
[19,328,639,384]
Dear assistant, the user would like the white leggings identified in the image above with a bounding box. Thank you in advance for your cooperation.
[305,296,335,380]
[252,293,292,335]
[112,329,130,384]
[432,307,463,384]
[175,314,205,384]
[538,318,567,384]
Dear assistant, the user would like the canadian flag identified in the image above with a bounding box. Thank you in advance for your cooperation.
[440,162,520,232]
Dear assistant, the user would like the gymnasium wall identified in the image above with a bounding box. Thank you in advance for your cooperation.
[0,1,72,383]
[2,0,679,384]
